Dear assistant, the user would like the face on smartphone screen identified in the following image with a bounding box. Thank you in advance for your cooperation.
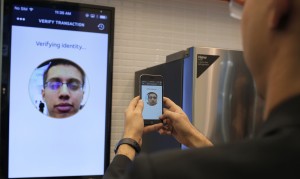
[140,74,163,125]
[2,0,114,178]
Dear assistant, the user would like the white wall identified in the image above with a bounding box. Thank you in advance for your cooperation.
[64,0,242,161]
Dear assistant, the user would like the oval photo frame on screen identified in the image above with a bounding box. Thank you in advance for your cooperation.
[146,91,158,106]
[28,58,90,119]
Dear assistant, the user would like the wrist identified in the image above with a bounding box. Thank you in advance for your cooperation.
[122,133,142,147]
[116,144,136,161]
[114,138,141,161]
[188,127,213,148]
[194,131,213,148]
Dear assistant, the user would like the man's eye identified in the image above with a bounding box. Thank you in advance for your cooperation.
[49,82,61,89]
[68,82,80,90]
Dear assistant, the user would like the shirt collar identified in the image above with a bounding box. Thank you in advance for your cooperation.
[257,95,300,138]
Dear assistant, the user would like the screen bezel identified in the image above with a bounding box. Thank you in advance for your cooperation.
[139,74,164,126]
[0,0,114,178]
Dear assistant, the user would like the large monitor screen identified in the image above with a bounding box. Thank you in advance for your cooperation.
[0,0,114,178]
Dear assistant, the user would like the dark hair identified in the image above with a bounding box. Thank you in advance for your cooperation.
[40,58,85,88]
[147,92,157,97]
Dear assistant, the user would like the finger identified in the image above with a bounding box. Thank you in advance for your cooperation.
[162,97,172,108]
[126,96,140,111]
[158,128,172,136]
[158,128,167,135]
[161,118,168,126]
[159,108,169,119]
[134,99,144,113]
[166,130,172,135]
[163,97,182,112]
[160,108,179,122]
[143,123,163,133]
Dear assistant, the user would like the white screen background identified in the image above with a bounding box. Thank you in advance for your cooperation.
[141,85,162,120]
[9,26,108,178]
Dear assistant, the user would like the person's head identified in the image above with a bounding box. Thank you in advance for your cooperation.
[229,0,300,118]
[147,92,157,106]
[41,58,85,118]
[230,0,300,98]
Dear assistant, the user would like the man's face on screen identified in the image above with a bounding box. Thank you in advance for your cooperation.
[42,64,84,118]
[147,93,157,106]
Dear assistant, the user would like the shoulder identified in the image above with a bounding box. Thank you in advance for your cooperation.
[132,135,300,178]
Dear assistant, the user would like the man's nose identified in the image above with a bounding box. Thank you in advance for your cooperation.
[59,84,70,98]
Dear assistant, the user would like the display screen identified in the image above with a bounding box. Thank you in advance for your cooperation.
[1,0,114,178]
[141,80,163,120]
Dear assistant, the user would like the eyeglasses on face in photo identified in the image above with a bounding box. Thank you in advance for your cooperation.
[229,0,245,20]
[44,81,83,91]
[148,96,157,100]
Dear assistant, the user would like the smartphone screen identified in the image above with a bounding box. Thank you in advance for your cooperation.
[140,74,163,125]
[2,1,114,178]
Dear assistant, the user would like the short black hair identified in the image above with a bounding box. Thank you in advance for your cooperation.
[40,58,85,88]
[147,92,157,97]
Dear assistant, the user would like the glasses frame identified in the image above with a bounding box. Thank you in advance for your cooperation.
[44,81,83,92]
[229,0,244,20]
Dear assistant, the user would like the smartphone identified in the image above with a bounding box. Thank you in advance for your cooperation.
[140,74,164,125]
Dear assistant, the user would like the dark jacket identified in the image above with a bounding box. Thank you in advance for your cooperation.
[104,95,300,179]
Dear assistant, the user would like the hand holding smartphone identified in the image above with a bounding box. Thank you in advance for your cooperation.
[139,74,164,125]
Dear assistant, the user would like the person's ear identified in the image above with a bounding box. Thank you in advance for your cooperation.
[268,0,291,30]
[42,89,45,99]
